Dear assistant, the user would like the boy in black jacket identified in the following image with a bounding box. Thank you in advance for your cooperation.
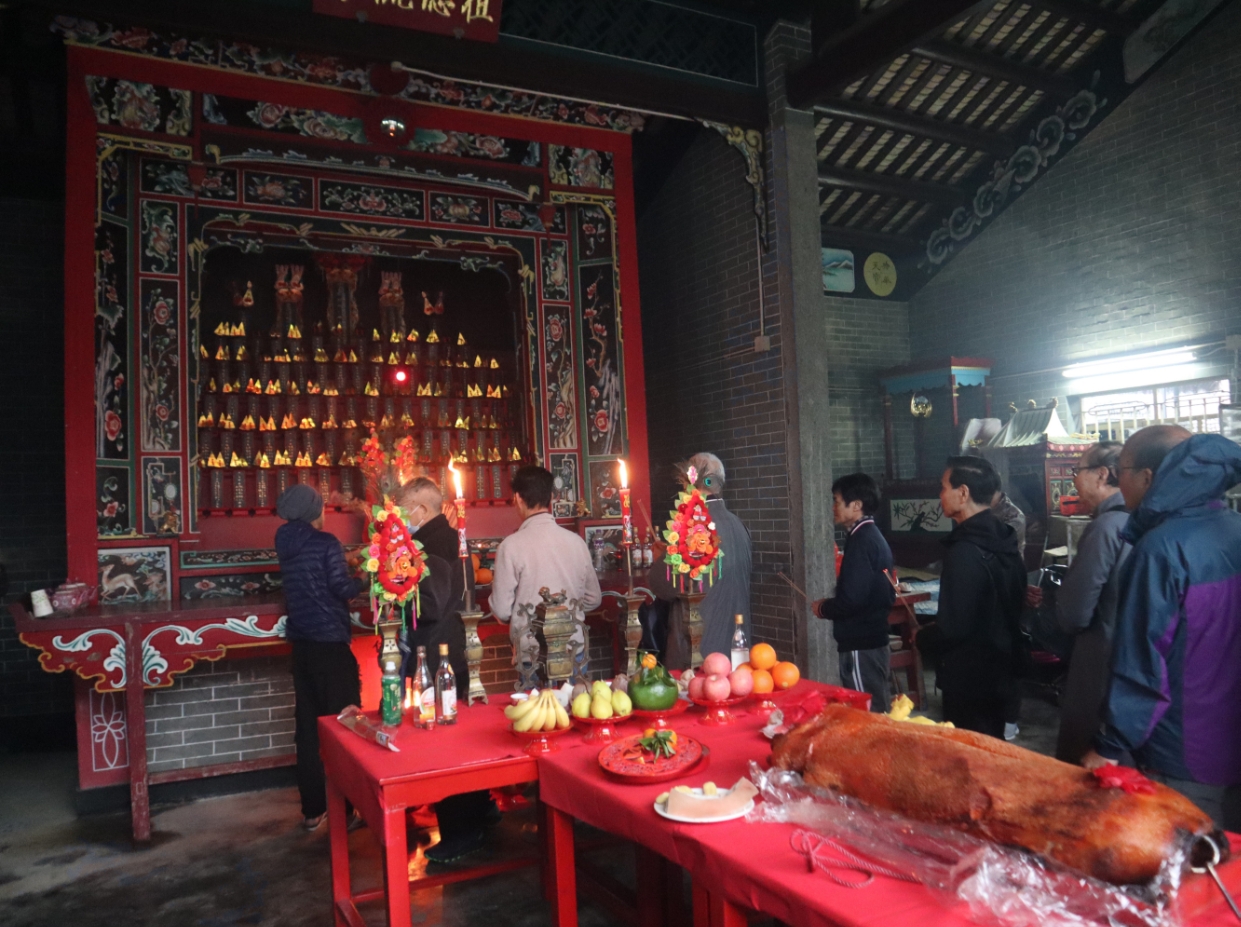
[812,473,895,712]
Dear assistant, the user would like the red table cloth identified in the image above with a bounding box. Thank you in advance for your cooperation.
[534,684,1241,927]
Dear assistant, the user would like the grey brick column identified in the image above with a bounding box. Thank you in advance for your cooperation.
[763,21,838,683]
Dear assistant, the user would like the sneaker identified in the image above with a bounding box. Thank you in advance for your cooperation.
[425,829,485,864]
[346,810,366,833]
[302,813,326,831]
[1004,722,1019,742]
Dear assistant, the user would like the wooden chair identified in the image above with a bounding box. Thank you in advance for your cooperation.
[886,577,930,709]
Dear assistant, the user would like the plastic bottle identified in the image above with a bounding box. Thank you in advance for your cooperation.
[730,614,749,671]
[411,645,435,729]
[435,643,458,725]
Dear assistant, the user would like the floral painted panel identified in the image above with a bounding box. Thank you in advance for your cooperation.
[541,239,570,302]
[494,199,565,233]
[580,266,624,458]
[200,93,367,144]
[180,571,283,600]
[408,129,540,166]
[58,18,646,132]
[99,144,128,217]
[429,193,487,226]
[142,457,182,536]
[243,171,312,208]
[95,221,129,460]
[139,200,178,275]
[139,160,237,200]
[139,281,180,452]
[549,453,581,519]
[97,466,133,537]
[318,181,425,220]
[86,76,191,136]
[588,460,623,519]
[548,146,614,190]
[98,545,171,604]
[576,203,614,261]
[544,304,578,450]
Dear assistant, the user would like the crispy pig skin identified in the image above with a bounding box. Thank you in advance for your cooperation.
[770,705,1218,885]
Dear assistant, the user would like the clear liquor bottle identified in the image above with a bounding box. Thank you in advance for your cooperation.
[435,643,458,725]
[730,614,749,671]
[411,645,435,729]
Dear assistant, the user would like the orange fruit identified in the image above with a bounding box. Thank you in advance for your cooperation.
[751,668,774,694]
[749,642,777,671]
[771,662,800,690]
[475,567,493,585]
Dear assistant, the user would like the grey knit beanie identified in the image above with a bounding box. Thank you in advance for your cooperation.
[276,484,323,523]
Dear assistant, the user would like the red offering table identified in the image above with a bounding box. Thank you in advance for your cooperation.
[319,704,545,927]
[535,682,1241,927]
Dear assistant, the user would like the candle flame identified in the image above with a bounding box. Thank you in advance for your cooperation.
[617,458,628,489]
[448,459,463,500]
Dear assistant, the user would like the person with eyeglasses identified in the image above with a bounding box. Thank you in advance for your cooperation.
[1045,441,1131,764]
[1081,426,1241,832]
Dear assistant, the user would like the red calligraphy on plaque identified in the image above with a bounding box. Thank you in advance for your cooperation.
[313,0,502,43]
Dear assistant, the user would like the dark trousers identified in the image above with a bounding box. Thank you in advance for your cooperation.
[436,790,492,841]
[941,689,1006,739]
[839,645,892,713]
[293,640,361,818]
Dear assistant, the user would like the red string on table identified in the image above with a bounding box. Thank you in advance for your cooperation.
[791,829,921,889]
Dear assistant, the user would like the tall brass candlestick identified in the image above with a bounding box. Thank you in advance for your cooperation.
[679,589,707,670]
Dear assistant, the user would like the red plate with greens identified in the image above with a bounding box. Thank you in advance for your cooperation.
[598,732,710,784]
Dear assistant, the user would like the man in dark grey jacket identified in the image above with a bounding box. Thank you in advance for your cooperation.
[1051,442,1131,764]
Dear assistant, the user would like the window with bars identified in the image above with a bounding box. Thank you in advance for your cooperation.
[1078,378,1232,442]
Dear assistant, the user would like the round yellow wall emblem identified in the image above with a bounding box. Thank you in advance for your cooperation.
[863,252,897,297]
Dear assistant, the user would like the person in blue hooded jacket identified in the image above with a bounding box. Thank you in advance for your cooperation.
[1082,427,1241,831]
[274,484,366,830]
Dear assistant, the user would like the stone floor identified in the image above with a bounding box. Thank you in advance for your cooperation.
[0,678,1062,927]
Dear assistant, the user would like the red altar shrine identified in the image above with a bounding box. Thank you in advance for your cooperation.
[19,15,655,832]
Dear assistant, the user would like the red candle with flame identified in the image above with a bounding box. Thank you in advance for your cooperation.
[448,460,468,559]
[618,458,632,546]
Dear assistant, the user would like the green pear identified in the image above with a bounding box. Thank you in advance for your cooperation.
[591,680,611,699]
[571,692,592,719]
[610,689,632,717]
[590,694,614,720]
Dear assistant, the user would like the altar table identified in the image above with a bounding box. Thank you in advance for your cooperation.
[535,685,1241,927]
[319,703,545,927]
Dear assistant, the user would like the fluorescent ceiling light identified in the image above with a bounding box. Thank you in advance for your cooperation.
[1064,363,1206,397]
[1062,347,1196,379]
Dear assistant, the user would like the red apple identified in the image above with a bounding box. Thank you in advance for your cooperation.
[701,652,732,677]
[702,673,732,702]
[729,666,754,698]
[688,675,706,700]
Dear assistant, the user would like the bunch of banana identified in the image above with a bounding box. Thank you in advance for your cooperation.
[505,690,571,733]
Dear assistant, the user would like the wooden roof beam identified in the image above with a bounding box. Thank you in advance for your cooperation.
[1031,0,1138,35]
[790,0,994,109]
[818,163,972,207]
[815,98,1016,158]
[913,40,1081,98]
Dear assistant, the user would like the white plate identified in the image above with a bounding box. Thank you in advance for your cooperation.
[653,793,754,824]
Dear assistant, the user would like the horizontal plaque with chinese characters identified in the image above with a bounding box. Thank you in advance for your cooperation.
[313,0,502,43]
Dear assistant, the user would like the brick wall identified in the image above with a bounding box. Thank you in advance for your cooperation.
[144,655,295,773]
[638,128,798,654]
[908,3,1241,418]
[0,197,70,718]
[825,295,911,479]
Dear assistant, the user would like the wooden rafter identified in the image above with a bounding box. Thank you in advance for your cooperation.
[815,98,1016,158]
[792,0,995,108]
[818,163,972,207]
[913,40,1080,98]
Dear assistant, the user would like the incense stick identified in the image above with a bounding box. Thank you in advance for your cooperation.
[636,498,653,535]
[776,571,810,602]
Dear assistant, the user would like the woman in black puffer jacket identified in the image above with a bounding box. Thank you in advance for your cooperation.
[274,485,365,830]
